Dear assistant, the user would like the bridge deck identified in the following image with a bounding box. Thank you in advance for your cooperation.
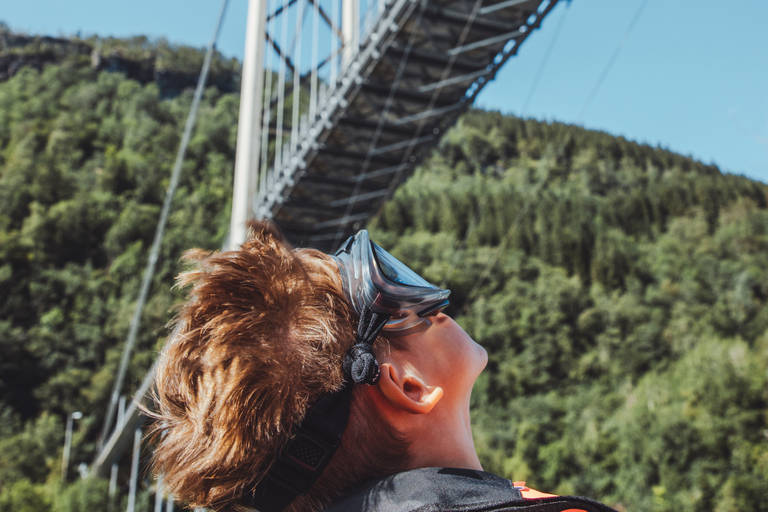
[257,0,559,251]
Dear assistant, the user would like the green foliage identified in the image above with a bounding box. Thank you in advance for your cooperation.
[1,30,240,97]
[0,414,62,485]
[52,478,112,512]
[0,477,112,512]
[0,35,237,497]
[2,31,767,510]
[0,479,51,512]
[371,110,768,510]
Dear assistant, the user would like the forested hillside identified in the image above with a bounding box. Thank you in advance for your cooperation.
[0,35,238,511]
[1,32,766,512]
[370,111,768,511]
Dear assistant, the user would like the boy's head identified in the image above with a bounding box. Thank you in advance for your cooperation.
[151,222,486,511]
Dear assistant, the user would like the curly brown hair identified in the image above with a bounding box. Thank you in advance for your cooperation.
[150,222,410,511]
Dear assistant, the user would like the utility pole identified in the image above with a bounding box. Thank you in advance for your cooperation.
[61,411,83,481]
[127,427,142,512]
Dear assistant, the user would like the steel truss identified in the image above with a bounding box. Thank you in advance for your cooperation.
[256,0,560,250]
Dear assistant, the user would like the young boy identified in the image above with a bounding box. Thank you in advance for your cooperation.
[151,222,615,512]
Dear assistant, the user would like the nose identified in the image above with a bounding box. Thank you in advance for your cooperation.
[433,312,451,324]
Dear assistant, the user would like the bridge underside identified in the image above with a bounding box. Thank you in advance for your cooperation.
[258,0,559,251]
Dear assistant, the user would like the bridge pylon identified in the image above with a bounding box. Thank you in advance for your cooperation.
[230,0,560,251]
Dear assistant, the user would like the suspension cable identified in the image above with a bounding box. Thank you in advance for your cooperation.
[578,0,650,120]
[521,1,570,115]
[100,0,230,447]
[455,0,651,317]
[332,0,482,246]
[291,0,305,152]
[258,0,277,205]
[441,0,571,288]
[275,0,290,172]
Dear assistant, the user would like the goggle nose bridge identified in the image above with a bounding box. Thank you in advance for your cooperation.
[417,299,450,318]
[335,235,356,256]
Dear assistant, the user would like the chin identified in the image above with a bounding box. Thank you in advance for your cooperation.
[477,344,489,376]
[478,343,488,370]
[468,341,488,381]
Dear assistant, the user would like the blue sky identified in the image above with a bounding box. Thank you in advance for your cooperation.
[3,0,767,183]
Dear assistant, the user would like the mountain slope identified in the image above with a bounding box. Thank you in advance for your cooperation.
[1,34,766,511]
[370,110,768,511]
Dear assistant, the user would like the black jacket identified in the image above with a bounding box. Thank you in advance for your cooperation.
[323,467,617,512]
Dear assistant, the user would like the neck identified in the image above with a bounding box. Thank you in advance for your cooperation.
[408,397,482,471]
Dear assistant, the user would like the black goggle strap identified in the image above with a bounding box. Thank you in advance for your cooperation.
[343,305,391,385]
[244,307,390,511]
[244,382,354,512]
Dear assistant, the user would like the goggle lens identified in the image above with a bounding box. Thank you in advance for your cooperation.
[333,230,451,336]
[372,242,434,288]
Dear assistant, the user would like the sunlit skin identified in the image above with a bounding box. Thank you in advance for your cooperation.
[363,313,488,471]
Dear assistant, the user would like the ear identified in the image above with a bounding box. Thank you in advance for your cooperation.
[377,362,443,415]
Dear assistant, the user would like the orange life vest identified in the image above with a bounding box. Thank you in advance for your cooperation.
[515,481,588,512]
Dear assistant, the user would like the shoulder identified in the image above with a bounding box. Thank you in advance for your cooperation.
[322,467,617,512]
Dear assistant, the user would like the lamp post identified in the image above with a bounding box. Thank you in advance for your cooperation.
[61,411,83,482]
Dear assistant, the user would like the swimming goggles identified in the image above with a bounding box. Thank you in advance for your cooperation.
[333,230,451,337]
[246,230,451,511]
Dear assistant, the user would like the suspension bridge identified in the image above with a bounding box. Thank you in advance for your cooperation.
[89,0,561,509]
